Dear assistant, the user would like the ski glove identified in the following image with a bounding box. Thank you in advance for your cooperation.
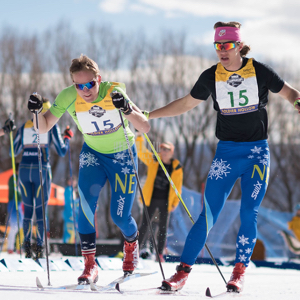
[2,118,16,133]
[28,94,43,114]
[63,126,74,140]
[110,91,132,115]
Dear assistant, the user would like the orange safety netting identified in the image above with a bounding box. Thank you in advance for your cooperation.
[0,169,65,206]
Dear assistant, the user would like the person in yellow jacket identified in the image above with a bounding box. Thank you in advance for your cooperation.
[136,133,183,262]
[288,204,300,241]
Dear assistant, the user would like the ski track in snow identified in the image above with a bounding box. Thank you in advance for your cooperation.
[0,253,300,300]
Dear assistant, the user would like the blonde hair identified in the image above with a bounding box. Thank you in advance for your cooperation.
[69,54,100,79]
[213,21,251,57]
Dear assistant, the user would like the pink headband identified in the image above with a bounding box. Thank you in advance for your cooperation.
[214,27,241,42]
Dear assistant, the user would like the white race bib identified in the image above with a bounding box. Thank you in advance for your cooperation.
[23,120,48,146]
[75,84,122,136]
[215,59,259,115]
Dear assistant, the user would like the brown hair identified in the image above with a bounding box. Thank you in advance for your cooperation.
[213,21,250,57]
[69,54,100,79]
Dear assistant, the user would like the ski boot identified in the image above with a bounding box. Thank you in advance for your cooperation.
[161,263,191,291]
[226,262,246,293]
[139,248,151,259]
[123,234,139,275]
[35,245,44,260]
[78,253,99,284]
[24,241,32,258]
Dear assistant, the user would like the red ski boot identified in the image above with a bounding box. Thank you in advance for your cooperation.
[161,263,192,291]
[78,253,99,284]
[226,262,246,293]
[123,235,139,275]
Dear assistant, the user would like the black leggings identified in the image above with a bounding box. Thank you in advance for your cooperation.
[139,198,169,255]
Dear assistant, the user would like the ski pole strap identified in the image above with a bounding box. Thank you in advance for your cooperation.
[142,110,149,120]
[294,98,300,108]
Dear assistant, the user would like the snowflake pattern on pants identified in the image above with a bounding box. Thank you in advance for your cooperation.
[208,158,231,180]
[112,151,135,174]
[247,146,269,165]
[236,235,257,265]
[79,152,100,169]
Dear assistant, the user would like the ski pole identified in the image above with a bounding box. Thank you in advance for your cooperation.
[143,133,227,285]
[33,98,51,286]
[117,110,165,280]
[8,113,22,258]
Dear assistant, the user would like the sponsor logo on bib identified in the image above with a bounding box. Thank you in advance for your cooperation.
[88,105,106,118]
[227,73,244,87]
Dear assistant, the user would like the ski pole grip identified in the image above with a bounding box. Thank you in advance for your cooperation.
[294,98,300,108]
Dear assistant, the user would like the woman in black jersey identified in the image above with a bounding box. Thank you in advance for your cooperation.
[149,21,300,293]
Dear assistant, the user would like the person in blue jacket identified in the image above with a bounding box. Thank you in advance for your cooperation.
[13,97,73,259]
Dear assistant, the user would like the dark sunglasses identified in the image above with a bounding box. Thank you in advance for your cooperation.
[214,41,236,51]
[74,79,97,91]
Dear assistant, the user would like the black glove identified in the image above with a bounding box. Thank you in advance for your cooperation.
[2,118,16,133]
[28,94,43,113]
[110,91,129,110]
[63,126,74,140]
[110,91,133,115]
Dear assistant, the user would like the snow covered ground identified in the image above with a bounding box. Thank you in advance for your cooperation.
[0,252,300,300]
